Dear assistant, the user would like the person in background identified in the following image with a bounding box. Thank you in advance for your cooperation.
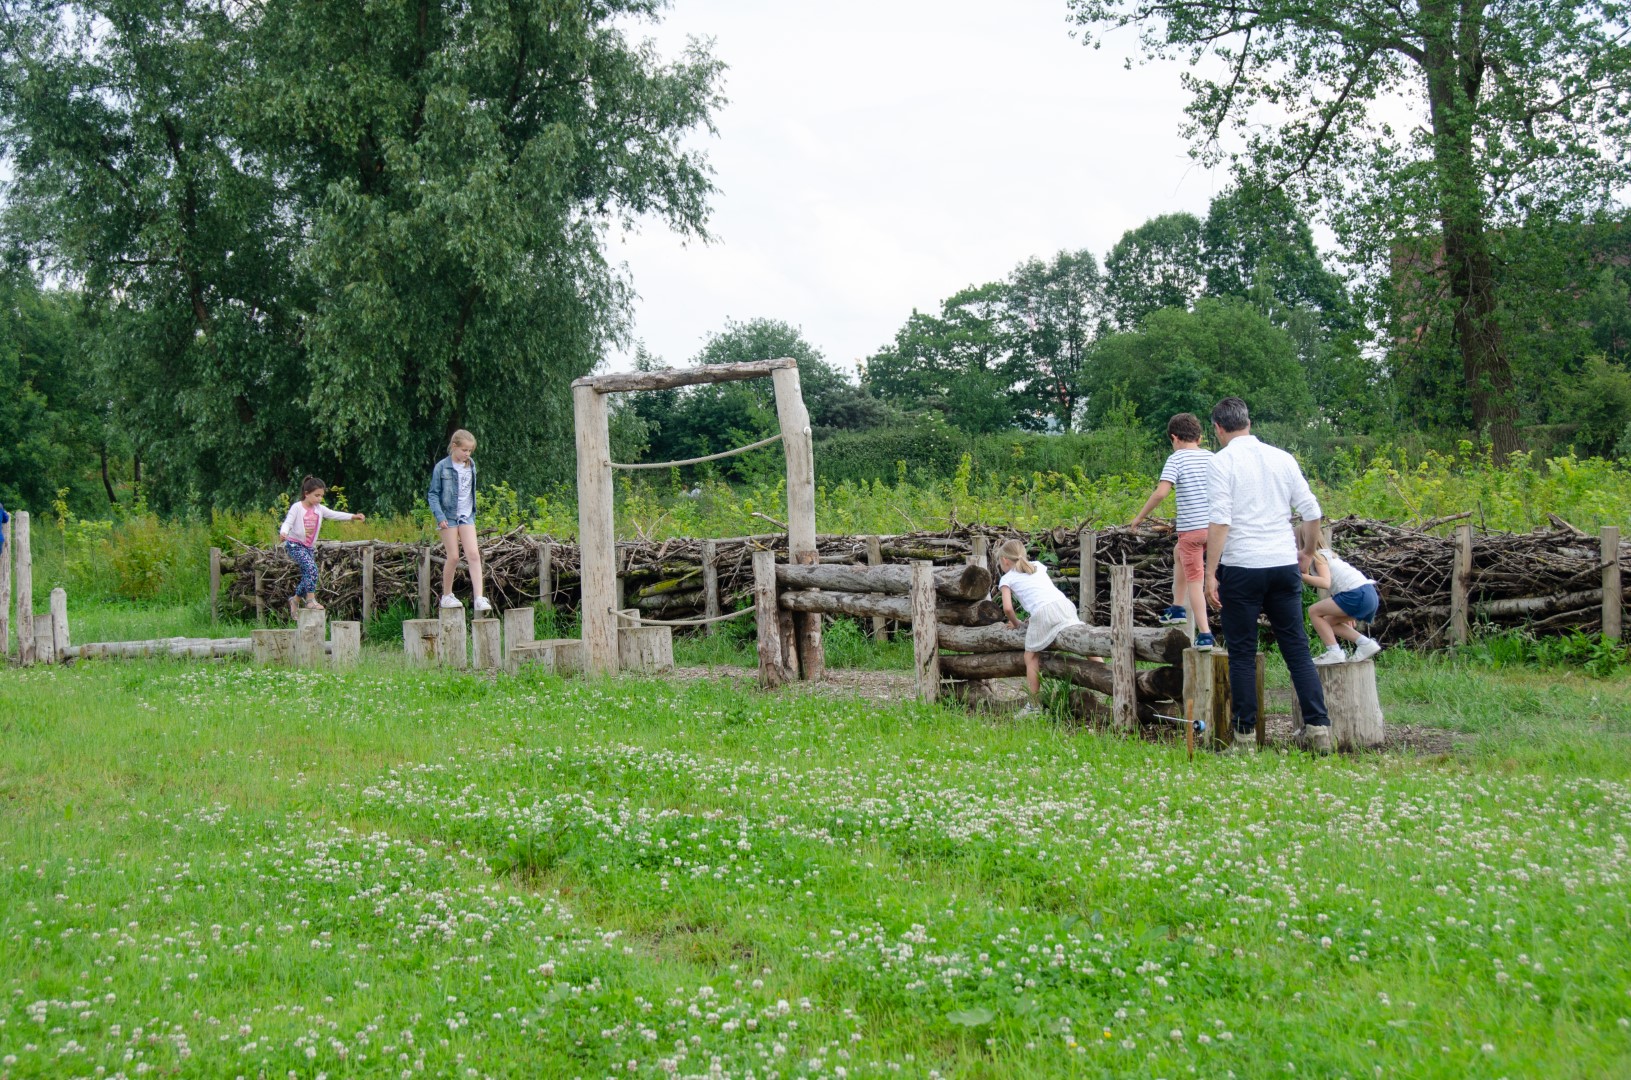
[1300,545,1384,665]
[0,500,8,553]
[1128,412,1216,650]
[427,429,490,613]
[278,476,366,619]
[997,538,1085,718]
[1202,397,1332,754]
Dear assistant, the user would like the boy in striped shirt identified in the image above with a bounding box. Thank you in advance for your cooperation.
[1128,413,1216,649]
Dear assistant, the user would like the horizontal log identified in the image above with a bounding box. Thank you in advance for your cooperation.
[1069,687,1160,725]
[1411,586,1626,621]
[574,357,796,393]
[68,637,254,659]
[936,621,1188,664]
[775,561,992,600]
[778,589,1004,626]
[937,651,1181,701]
[635,588,706,614]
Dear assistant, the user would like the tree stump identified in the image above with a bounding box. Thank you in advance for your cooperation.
[503,607,535,673]
[294,608,327,667]
[1291,659,1385,751]
[1183,648,1266,750]
[510,639,583,676]
[472,618,503,671]
[618,626,674,674]
[402,619,443,665]
[439,606,467,668]
[330,621,361,667]
[252,629,298,665]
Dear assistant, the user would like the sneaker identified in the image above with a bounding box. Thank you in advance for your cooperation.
[1158,605,1188,626]
[1193,632,1216,651]
[1304,725,1334,755]
[1313,646,1347,666]
[440,594,463,609]
[473,596,493,614]
[1350,638,1382,663]
[1227,730,1256,754]
[1015,703,1042,718]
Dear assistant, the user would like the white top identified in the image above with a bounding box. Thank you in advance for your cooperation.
[454,461,475,518]
[1319,548,1375,595]
[1207,434,1322,569]
[1159,448,1214,532]
[999,563,1073,616]
[278,502,357,547]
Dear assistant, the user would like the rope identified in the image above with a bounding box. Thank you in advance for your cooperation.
[609,432,783,471]
[611,606,756,628]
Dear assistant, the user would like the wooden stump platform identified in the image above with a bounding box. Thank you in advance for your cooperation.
[1291,659,1385,751]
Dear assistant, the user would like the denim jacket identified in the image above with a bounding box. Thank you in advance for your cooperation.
[427,456,476,526]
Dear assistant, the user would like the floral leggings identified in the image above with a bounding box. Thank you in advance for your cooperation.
[285,541,319,598]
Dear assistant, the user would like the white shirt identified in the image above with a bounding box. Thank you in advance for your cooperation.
[1207,434,1322,569]
[1319,548,1375,595]
[453,461,474,518]
[278,502,356,547]
[999,563,1073,616]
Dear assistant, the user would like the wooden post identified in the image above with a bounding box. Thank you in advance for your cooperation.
[866,535,888,643]
[968,534,988,573]
[418,546,432,619]
[49,587,68,661]
[1110,564,1136,731]
[330,621,361,667]
[15,511,32,666]
[538,541,555,614]
[576,383,619,676]
[1292,661,1385,750]
[772,363,824,680]
[702,539,721,635]
[294,608,326,667]
[439,606,467,668]
[252,628,298,665]
[1183,648,1233,751]
[753,550,790,689]
[1078,527,1097,624]
[209,547,222,625]
[361,543,375,629]
[619,626,674,674]
[503,607,535,673]
[1603,526,1622,642]
[910,560,939,703]
[1449,523,1473,645]
[471,619,503,671]
[0,511,10,659]
[402,619,443,665]
[253,565,266,626]
[1316,524,1333,601]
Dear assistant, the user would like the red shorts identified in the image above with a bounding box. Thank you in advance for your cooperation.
[1176,529,1207,582]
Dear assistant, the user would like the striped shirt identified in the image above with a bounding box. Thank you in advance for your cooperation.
[1208,435,1322,568]
[1159,448,1214,532]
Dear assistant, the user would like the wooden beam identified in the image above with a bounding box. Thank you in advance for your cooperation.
[1604,526,1623,642]
[702,539,721,635]
[753,550,792,689]
[15,511,32,665]
[937,650,1180,700]
[773,363,823,680]
[1449,523,1473,645]
[866,535,888,642]
[778,589,1005,626]
[574,356,796,394]
[1110,564,1136,731]
[911,561,939,703]
[774,561,992,600]
[361,543,375,628]
[935,621,1189,664]
[575,382,619,676]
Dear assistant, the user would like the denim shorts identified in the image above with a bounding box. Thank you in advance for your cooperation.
[1333,583,1379,621]
[442,513,475,528]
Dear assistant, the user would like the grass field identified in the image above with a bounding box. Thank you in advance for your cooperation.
[2,633,1630,1078]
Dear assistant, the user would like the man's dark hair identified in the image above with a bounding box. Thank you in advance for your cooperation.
[1210,397,1250,433]
[1166,413,1202,443]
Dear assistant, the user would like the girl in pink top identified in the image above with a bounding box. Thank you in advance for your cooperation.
[277,476,366,619]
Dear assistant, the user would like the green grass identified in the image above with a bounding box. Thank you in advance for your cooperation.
[2,649,1629,1078]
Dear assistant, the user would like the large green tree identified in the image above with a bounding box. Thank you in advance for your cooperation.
[1102,212,1204,330]
[1006,249,1105,430]
[1,0,723,510]
[1067,0,1631,456]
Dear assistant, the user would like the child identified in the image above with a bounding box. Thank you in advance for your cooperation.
[1128,412,1215,649]
[278,476,366,619]
[427,429,490,613]
[997,538,1085,717]
[1300,545,1383,664]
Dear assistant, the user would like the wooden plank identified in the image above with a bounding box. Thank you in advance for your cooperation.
[574,356,796,394]
[911,560,939,703]
[753,550,791,689]
[702,539,721,635]
[0,511,10,659]
[471,619,503,671]
[209,546,222,624]
[439,606,467,669]
[1604,526,1623,642]
[773,363,823,680]
[778,589,1005,626]
[417,546,432,619]
[1078,527,1097,623]
[1449,523,1473,645]
[49,587,68,660]
[15,511,32,666]
[866,535,888,642]
[538,541,555,613]
[330,621,361,667]
[361,543,375,628]
[1110,564,1136,731]
[774,561,992,599]
[576,383,619,676]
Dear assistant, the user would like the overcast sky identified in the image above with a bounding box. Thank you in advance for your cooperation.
[605,0,1231,375]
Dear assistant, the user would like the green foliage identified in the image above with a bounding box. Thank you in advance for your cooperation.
[1102,212,1204,329]
[1460,630,1630,680]
[1565,356,1631,457]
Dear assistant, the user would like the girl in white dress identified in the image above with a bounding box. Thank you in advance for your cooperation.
[997,538,1084,715]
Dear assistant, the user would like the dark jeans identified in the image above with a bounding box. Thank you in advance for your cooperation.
[1218,563,1328,734]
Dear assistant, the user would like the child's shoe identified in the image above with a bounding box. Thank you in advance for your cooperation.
[1193,632,1215,651]
[1313,645,1347,665]
[1350,637,1382,662]
[473,596,493,614]
[440,594,463,608]
[1158,605,1188,626]
[1015,703,1043,718]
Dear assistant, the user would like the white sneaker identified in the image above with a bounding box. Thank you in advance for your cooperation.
[440,594,463,608]
[1350,638,1382,662]
[1015,704,1042,718]
[473,597,493,613]
[1313,646,1347,666]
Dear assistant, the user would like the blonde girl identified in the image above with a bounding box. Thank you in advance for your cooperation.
[278,475,366,619]
[427,429,489,612]
[997,538,1084,715]
[1299,546,1383,664]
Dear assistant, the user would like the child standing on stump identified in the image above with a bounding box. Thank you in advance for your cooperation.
[278,476,366,619]
[427,429,490,613]
[1129,412,1215,649]
[997,538,1085,717]
[1300,545,1383,664]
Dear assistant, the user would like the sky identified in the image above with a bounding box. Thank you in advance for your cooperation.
[604,0,1232,375]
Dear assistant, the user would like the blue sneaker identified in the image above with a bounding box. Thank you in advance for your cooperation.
[1193,632,1215,651]
[1158,605,1188,626]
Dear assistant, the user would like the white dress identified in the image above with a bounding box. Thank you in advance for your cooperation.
[1000,564,1083,652]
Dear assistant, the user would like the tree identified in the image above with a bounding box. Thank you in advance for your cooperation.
[1200,186,1350,331]
[1,1,723,510]
[1067,0,1631,456]
[1102,213,1204,330]
[1005,249,1106,430]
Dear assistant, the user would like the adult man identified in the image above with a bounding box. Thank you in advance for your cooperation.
[1202,397,1332,754]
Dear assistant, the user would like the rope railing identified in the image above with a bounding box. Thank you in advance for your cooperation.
[609,432,783,471]
[610,606,755,629]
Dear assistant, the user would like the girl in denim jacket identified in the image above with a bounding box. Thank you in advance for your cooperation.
[427,429,489,612]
